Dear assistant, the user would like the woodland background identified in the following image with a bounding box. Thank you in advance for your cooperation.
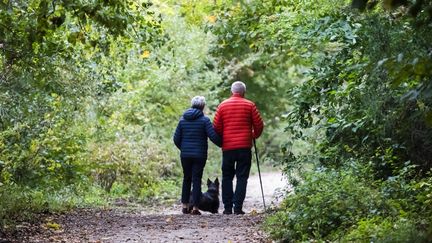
[1,0,432,241]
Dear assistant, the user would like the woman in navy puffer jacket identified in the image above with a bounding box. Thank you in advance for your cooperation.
[173,96,221,215]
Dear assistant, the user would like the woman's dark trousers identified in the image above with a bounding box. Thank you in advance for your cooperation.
[221,149,252,212]
[181,157,206,207]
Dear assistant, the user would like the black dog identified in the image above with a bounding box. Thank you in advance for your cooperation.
[189,178,220,214]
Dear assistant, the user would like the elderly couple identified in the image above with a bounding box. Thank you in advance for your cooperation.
[173,81,264,215]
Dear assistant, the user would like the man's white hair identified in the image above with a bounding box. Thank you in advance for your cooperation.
[191,96,206,110]
[231,81,246,94]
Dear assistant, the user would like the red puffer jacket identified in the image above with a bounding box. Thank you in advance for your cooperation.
[213,93,264,151]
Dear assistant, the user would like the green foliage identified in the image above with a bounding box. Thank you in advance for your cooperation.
[264,166,432,241]
[0,0,162,190]
[289,9,432,176]
[345,216,431,243]
[0,183,107,226]
[264,168,380,241]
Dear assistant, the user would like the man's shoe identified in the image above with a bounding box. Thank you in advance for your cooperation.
[223,209,232,215]
[234,210,245,215]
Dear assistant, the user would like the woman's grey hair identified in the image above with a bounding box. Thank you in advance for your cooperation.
[231,81,246,94]
[191,96,206,110]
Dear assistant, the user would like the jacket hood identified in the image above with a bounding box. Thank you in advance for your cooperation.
[183,108,204,121]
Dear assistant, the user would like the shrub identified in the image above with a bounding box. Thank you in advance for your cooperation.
[264,168,386,241]
[264,166,432,242]
[345,216,432,243]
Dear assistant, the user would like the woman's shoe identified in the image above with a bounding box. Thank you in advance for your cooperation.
[182,208,190,214]
[190,209,201,215]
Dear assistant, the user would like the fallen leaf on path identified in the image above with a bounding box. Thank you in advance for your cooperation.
[199,221,208,228]
[165,216,173,223]
[45,222,61,231]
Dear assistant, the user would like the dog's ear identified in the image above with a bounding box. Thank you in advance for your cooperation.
[215,178,219,185]
[207,178,211,185]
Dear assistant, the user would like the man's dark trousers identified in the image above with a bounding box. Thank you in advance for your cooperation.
[221,148,252,212]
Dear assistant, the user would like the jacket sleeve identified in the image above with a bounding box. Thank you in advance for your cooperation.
[251,104,264,139]
[213,105,223,135]
[173,120,182,149]
[205,118,222,147]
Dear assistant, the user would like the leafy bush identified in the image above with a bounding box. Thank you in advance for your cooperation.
[264,166,432,241]
[0,184,107,226]
[264,167,383,241]
[345,216,431,243]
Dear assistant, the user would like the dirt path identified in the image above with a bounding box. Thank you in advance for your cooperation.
[5,172,287,243]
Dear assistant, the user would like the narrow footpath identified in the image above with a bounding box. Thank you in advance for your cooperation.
[7,172,287,243]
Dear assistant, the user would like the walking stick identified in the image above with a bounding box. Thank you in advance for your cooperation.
[253,139,266,212]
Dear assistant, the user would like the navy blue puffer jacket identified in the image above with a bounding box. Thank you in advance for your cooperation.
[173,108,222,159]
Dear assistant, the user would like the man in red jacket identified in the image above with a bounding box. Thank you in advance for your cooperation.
[213,81,264,214]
